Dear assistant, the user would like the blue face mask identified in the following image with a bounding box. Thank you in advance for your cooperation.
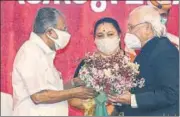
[161,17,168,25]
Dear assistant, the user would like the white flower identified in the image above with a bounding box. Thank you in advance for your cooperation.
[92,67,98,75]
[138,78,145,88]
[97,70,104,78]
[114,63,119,70]
[127,62,140,72]
[124,56,130,63]
[106,63,110,66]
[94,85,103,92]
[104,68,112,77]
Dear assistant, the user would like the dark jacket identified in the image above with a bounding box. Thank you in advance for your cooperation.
[116,36,179,116]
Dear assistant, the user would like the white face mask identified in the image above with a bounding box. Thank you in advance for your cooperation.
[95,37,120,55]
[124,33,141,49]
[47,28,71,50]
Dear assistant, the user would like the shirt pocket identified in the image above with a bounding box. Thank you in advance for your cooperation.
[39,56,63,90]
[45,66,63,90]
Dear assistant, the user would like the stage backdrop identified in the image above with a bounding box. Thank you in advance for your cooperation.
[1,0,179,116]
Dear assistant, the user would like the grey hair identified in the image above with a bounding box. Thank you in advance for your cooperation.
[129,5,167,37]
[33,7,64,34]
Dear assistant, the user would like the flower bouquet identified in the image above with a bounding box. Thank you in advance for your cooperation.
[78,51,145,116]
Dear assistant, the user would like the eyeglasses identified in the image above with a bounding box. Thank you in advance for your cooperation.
[128,22,149,32]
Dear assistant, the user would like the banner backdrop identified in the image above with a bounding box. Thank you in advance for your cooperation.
[1,0,179,116]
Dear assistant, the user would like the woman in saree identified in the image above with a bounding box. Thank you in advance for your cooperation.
[68,17,126,116]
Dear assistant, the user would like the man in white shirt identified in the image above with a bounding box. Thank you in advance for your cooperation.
[12,7,96,116]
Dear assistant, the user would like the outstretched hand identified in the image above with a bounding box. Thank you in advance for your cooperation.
[72,77,86,87]
[108,91,131,105]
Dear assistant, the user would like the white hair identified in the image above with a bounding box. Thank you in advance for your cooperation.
[129,5,167,37]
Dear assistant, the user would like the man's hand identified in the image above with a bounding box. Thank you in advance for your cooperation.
[108,91,131,105]
[72,86,97,99]
[64,78,85,89]
[72,78,85,87]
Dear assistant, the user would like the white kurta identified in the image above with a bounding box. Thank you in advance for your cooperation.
[12,32,68,116]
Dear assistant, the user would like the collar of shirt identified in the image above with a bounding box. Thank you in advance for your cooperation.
[29,32,56,60]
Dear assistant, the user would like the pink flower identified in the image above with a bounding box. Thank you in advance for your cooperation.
[79,51,144,94]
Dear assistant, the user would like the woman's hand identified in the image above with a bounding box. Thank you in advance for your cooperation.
[107,91,131,105]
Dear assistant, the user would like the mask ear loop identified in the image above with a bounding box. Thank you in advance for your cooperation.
[45,27,59,40]
[120,42,126,56]
[118,35,124,54]
[45,27,53,37]
[45,27,54,33]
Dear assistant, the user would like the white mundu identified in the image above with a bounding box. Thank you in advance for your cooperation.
[12,32,68,116]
